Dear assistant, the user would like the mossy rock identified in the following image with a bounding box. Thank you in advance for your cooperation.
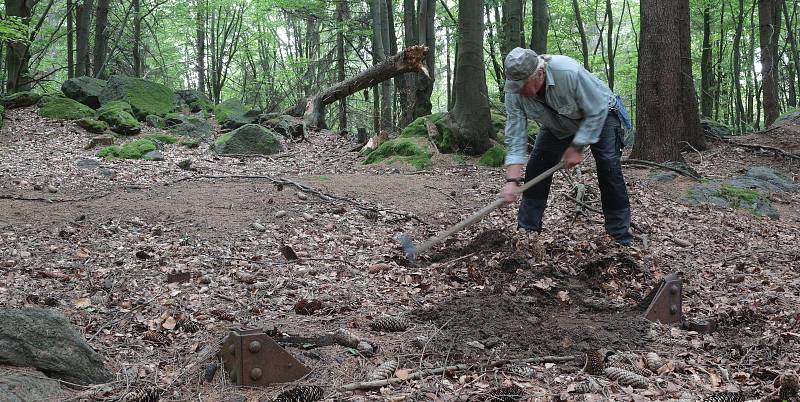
[76,118,108,134]
[97,139,156,159]
[214,99,246,124]
[174,89,214,113]
[61,77,106,109]
[214,124,283,155]
[145,115,164,128]
[3,91,41,109]
[38,96,96,120]
[479,144,506,167]
[96,101,140,135]
[143,133,177,144]
[363,137,433,169]
[98,75,175,120]
[165,114,212,140]
[399,112,454,153]
[179,138,201,148]
[700,119,733,138]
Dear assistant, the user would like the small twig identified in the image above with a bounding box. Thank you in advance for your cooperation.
[341,355,579,391]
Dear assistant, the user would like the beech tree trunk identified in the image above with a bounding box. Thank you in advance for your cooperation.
[530,0,549,54]
[290,46,429,131]
[759,0,780,126]
[132,0,142,76]
[732,0,745,132]
[399,0,417,126]
[449,0,491,155]
[94,0,110,78]
[336,0,348,131]
[631,0,702,162]
[196,0,206,92]
[414,0,436,119]
[700,6,713,118]
[502,0,524,57]
[75,0,93,77]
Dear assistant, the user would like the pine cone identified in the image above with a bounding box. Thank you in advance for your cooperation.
[251,281,270,290]
[273,385,324,402]
[571,378,603,394]
[778,372,800,400]
[603,367,649,389]
[333,328,361,348]
[236,272,256,284]
[701,392,744,402]
[368,316,409,332]
[211,309,235,322]
[507,365,535,378]
[178,319,201,333]
[607,361,653,378]
[142,330,171,345]
[606,352,639,366]
[122,386,161,402]
[644,352,664,372]
[368,360,398,381]
[485,385,524,402]
[583,350,606,375]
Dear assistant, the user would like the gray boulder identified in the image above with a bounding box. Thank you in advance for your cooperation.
[61,77,107,109]
[0,308,113,385]
[214,124,283,155]
[143,150,164,161]
[262,114,304,139]
[99,75,174,119]
[0,368,64,402]
[174,89,214,113]
[167,115,212,140]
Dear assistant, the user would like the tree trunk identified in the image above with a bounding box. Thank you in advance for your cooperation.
[132,0,142,76]
[93,0,110,78]
[732,0,745,133]
[700,6,713,118]
[631,0,702,162]
[487,4,505,98]
[445,24,451,109]
[449,0,491,155]
[399,0,417,126]
[67,0,74,78]
[292,46,429,131]
[372,0,392,132]
[530,0,549,53]
[605,0,614,90]
[783,1,799,108]
[572,0,590,71]
[677,0,706,150]
[771,0,782,112]
[75,0,93,77]
[502,0,524,57]
[759,0,780,126]
[4,0,32,92]
[336,0,348,131]
[414,0,435,118]
[196,0,206,93]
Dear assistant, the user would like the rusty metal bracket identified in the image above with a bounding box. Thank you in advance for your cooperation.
[217,327,310,387]
[642,272,683,324]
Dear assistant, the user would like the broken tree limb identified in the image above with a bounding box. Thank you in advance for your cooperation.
[340,355,578,391]
[287,45,429,131]
[621,158,702,181]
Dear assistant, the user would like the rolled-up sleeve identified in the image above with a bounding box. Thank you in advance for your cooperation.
[571,70,609,146]
[504,92,528,166]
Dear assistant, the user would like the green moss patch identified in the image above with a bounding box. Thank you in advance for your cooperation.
[719,184,762,206]
[3,91,41,109]
[38,96,96,120]
[399,112,454,153]
[143,133,177,144]
[97,101,140,135]
[364,137,433,169]
[99,75,175,119]
[76,118,108,134]
[479,144,506,167]
[214,99,246,124]
[97,139,156,159]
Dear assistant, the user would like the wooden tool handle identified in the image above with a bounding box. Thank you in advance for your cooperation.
[413,161,565,257]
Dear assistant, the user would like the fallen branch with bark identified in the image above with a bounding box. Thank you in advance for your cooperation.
[286,45,429,131]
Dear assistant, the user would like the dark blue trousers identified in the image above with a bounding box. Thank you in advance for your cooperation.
[518,111,633,245]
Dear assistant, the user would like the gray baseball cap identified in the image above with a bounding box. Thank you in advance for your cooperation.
[504,47,539,93]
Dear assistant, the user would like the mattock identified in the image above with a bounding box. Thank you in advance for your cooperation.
[400,161,566,260]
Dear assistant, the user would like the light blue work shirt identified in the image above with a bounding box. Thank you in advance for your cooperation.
[504,55,615,166]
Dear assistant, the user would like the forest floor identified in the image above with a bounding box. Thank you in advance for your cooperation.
[0,106,799,402]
